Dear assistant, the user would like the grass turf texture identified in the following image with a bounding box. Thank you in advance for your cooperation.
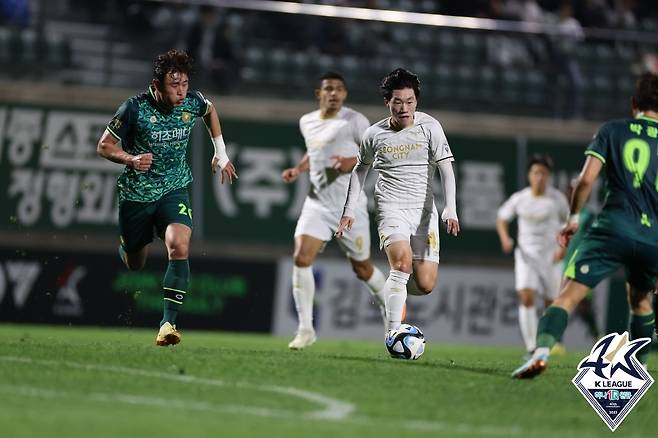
[0,324,654,438]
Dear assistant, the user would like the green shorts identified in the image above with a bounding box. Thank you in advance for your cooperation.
[565,227,658,291]
[118,188,193,253]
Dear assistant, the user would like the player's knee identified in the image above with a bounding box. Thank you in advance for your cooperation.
[390,260,412,274]
[293,253,313,267]
[414,278,435,295]
[167,242,189,259]
[628,289,652,312]
[519,293,535,307]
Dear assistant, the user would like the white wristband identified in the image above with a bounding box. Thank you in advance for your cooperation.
[567,213,579,226]
[212,135,230,169]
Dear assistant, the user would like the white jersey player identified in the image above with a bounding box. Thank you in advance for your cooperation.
[282,72,388,350]
[336,68,460,342]
[496,155,569,355]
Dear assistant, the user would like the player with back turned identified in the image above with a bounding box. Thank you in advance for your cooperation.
[97,49,238,346]
[513,73,658,378]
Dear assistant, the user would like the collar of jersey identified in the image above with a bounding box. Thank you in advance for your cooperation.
[148,85,175,114]
[635,113,658,123]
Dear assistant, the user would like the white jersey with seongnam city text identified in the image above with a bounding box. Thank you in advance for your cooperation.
[572,332,653,432]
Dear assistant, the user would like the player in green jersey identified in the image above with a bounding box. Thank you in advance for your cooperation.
[513,72,658,378]
[97,49,238,346]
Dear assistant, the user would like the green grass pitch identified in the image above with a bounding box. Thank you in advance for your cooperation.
[0,324,654,438]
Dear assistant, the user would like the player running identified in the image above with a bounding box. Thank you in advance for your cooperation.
[282,72,388,350]
[513,72,658,378]
[335,68,460,342]
[496,155,569,358]
[97,49,238,346]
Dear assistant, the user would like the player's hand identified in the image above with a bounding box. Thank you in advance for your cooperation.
[129,153,153,171]
[281,167,300,183]
[335,216,354,239]
[500,236,514,254]
[558,223,578,248]
[444,218,460,236]
[215,160,238,184]
[331,155,356,173]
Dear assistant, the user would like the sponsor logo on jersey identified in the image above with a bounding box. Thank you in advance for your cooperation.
[181,112,192,123]
[572,332,653,431]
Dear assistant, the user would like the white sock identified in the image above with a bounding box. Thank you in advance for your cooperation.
[292,265,315,331]
[364,266,387,308]
[518,305,538,352]
[384,270,410,331]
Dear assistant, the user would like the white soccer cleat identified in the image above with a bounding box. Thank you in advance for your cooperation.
[155,322,181,346]
[288,328,317,350]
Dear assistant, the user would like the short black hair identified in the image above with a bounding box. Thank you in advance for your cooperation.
[527,154,554,172]
[632,72,658,113]
[318,71,346,88]
[153,49,194,83]
[380,68,420,100]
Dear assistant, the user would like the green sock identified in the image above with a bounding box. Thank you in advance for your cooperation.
[536,306,569,349]
[630,312,655,365]
[160,260,190,327]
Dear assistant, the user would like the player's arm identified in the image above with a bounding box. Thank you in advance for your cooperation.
[335,160,370,238]
[97,130,152,171]
[438,160,459,236]
[558,155,603,248]
[202,100,238,184]
[282,153,310,183]
[496,195,516,254]
[495,217,514,254]
[330,155,358,173]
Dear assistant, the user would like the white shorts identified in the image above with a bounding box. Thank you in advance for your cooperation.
[514,248,562,299]
[376,206,440,263]
[294,197,371,261]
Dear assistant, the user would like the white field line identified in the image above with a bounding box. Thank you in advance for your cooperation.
[0,355,526,436]
[0,355,352,421]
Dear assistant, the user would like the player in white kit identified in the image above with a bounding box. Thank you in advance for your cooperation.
[335,68,460,341]
[496,155,569,357]
[282,72,388,350]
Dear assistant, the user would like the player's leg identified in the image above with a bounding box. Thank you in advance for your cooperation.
[626,247,658,365]
[288,234,324,349]
[118,199,156,270]
[153,189,193,346]
[336,205,387,319]
[514,250,540,356]
[383,240,412,332]
[408,205,440,295]
[517,288,538,355]
[513,230,624,378]
[627,284,654,366]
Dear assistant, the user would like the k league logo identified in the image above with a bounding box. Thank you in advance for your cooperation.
[572,332,653,431]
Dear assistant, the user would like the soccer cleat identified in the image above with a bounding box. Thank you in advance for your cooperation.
[288,328,316,350]
[155,322,181,346]
[512,351,549,379]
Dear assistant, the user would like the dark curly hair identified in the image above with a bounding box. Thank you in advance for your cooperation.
[153,49,194,83]
[632,72,658,113]
[380,68,420,101]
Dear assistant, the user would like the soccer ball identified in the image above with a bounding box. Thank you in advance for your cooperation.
[385,324,426,360]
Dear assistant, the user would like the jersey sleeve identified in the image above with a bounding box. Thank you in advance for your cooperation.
[428,120,454,164]
[189,90,211,117]
[497,192,519,221]
[351,112,370,146]
[106,99,136,142]
[585,122,611,164]
[357,127,375,166]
